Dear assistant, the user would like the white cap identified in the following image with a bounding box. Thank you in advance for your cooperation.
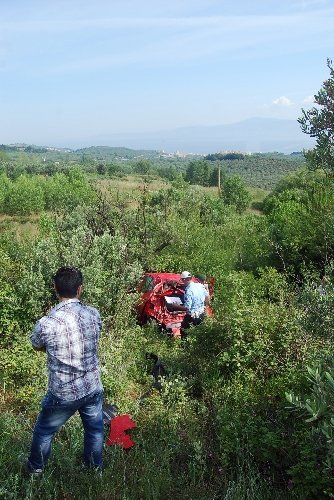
[180,271,192,279]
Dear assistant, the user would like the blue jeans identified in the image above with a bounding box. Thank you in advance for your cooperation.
[28,389,104,470]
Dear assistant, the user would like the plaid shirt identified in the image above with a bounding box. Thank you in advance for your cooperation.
[31,298,103,401]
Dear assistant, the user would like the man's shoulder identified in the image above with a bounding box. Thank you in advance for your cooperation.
[37,311,55,326]
[186,282,201,296]
[42,301,101,322]
[189,282,207,296]
[189,281,203,291]
[80,303,101,319]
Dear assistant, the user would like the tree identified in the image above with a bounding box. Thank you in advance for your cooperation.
[0,150,8,161]
[205,152,244,161]
[96,163,106,175]
[133,159,151,175]
[0,173,10,212]
[221,175,251,213]
[185,160,212,186]
[107,163,120,176]
[264,171,334,271]
[298,58,334,175]
[4,175,45,215]
[43,168,96,211]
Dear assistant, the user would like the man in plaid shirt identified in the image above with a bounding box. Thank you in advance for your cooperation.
[26,267,104,475]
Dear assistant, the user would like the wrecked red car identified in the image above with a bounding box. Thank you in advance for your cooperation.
[136,272,213,336]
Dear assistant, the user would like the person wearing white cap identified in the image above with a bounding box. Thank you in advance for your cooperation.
[171,271,209,340]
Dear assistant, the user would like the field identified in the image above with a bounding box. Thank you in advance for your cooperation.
[1,151,334,499]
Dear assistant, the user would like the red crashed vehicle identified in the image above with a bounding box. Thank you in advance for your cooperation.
[136,272,213,336]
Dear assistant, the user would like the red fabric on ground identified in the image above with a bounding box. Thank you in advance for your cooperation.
[106,414,137,449]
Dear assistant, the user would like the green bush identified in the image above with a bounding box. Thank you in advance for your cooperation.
[286,360,334,495]
[221,175,251,213]
[263,171,334,272]
[43,168,96,211]
[4,175,45,215]
[1,168,334,498]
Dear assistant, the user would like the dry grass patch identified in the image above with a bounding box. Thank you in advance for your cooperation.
[0,214,40,240]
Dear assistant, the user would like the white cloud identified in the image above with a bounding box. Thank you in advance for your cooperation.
[302,95,314,104]
[273,96,293,106]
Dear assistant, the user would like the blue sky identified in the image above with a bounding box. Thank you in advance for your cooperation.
[1,0,333,148]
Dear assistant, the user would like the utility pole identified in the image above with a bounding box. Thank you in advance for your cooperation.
[218,163,221,197]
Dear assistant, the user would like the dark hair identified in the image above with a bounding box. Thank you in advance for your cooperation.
[54,267,83,298]
[194,273,206,283]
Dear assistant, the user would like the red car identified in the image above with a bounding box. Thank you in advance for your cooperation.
[136,272,213,336]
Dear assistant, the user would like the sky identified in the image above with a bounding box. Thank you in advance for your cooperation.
[1,0,334,148]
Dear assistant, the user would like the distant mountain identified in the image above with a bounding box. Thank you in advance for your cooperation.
[1,143,72,153]
[72,118,315,154]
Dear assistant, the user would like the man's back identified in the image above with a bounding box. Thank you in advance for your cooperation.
[31,298,102,401]
[27,267,105,474]
[184,281,208,315]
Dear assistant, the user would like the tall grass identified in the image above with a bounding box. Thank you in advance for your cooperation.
[0,323,299,499]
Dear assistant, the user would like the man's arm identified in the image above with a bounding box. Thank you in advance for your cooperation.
[171,288,193,312]
[204,288,210,306]
[171,302,188,311]
[31,320,46,352]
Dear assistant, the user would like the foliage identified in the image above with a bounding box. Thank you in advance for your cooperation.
[297,268,334,336]
[0,173,10,211]
[205,152,245,161]
[183,155,302,191]
[43,167,96,211]
[298,58,334,176]
[286,361,334,486]
[189,267,334,496]
[0,143,304,192]
[1,156,334,498]
[221,175,251,213]
[142,184,271,275]
[264,171,334,272]
[133,159,152,175]
[3,175,45,215]
[185,159,213,186]
[204,154,304,190]
[184,161,251,212]
[0,168,96,215]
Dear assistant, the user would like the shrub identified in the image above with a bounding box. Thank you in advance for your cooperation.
[4,175,45,215]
